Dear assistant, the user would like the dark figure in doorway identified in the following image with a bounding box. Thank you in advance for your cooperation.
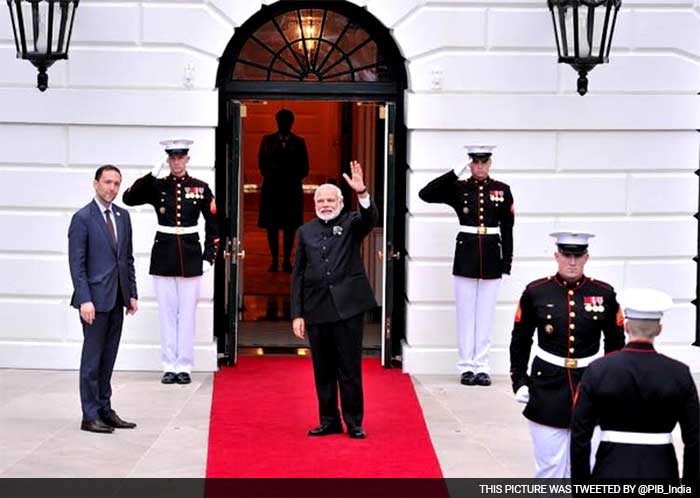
[258,109,310,272]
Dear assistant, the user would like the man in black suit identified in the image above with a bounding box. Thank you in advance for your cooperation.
[571,288,699,486]
[291,161,377,439]
[68,165,139,434]
[258,109,309,272]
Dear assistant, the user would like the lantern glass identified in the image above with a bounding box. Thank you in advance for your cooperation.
[553,1,618,62]
[7,0,78,62]
[548,0,621,95]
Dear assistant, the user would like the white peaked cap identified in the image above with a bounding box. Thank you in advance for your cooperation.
[159,139,194,152]
[464,145,496,155]
[618,288,673,320]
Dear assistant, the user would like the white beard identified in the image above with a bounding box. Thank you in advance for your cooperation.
[316,205,343,221]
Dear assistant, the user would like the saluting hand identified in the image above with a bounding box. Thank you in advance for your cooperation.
[342,160,367,195]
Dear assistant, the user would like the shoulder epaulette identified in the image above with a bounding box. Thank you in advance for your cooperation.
[526,276,552,290]
[588,278,614,292]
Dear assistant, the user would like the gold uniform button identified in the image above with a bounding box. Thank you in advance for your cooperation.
[480,208,484,212]
[569,336,575,341]
[569,300,575,306]
[570,312,576,317]
[177,221,181,226]
[546,314,552,320]
[593,316,599,320]
[568,290,574,296]
[569,324,575,330]
[177,213,181,218]
[569,348,575,354]
[479,186,484,191]
[479,216,484,220]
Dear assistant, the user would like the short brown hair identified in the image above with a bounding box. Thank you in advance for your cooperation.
[627,319,660,339]
[95,164,121,181]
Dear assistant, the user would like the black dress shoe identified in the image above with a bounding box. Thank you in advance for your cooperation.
[460,371,476,386]
[161,372,177,384]
[348,427,366,439]
[80,419,114,434]
[282,261,293,273]
[474,372,492,386]
[176,372,191,384]
[101,410,137,429]
[308,423,343,436]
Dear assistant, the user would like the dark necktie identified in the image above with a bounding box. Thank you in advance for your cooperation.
[105,209,117,247]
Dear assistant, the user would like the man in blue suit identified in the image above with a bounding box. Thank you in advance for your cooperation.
[68,165,139,434]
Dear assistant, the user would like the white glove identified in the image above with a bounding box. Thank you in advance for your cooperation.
[514,385,530,404]
[151,160,166,178]
[202,261,212,273]
[452,163,467,178]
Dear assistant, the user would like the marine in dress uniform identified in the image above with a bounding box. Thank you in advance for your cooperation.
[509,232,625,478]
[419,145,514,386]
[291,161,377,439]
[571,288,699,487]
[123,140,219,384]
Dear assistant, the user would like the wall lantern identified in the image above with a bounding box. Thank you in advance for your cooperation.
[6,0,79,92]
[547,0,621,95]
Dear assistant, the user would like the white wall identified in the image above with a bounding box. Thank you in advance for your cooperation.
[0,0,698,373]
[397,0,700,374]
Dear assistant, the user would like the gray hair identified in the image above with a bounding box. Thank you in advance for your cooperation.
[314,183,343,202]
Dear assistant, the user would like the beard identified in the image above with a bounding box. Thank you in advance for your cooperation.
[316,205,343,221]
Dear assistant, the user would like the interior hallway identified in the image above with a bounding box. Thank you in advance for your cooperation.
[1,367,696,478]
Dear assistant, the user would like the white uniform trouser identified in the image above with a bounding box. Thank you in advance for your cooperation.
[453,276,501,375]
[153,275,202,374]
[528,421,601,478]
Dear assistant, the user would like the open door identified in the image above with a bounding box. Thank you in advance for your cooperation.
[381,102,398,367]
[224,100,245,365]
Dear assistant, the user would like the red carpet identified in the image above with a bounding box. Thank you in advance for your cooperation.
[206,357,443,478]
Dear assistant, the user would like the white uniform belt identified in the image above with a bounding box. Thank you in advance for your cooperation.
[157,225,198,235]
[600,430,672,445]
[535,346,597,369]
[459,225,500,235]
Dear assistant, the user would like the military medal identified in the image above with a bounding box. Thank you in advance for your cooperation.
[333,226,343,236]
[584,296,604,313]
[544,324,554,334]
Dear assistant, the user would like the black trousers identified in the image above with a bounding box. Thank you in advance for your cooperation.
[266,227,295,263]
[79,293,124,420]
[307,313,364,429]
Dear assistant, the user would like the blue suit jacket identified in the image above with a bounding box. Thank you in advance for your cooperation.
[68,201,138,312]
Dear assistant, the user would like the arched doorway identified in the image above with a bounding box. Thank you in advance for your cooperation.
[213,1,407,368]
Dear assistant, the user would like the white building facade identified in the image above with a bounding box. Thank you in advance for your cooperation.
[0,0,698,373]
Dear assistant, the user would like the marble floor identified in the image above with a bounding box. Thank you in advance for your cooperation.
[0,367,696,478]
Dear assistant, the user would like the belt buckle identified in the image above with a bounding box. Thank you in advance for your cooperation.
[565,358,578,369]
[477,226,487,235]
[174,226,184,235]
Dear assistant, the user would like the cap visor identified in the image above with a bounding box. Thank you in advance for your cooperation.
[557,244,588,255]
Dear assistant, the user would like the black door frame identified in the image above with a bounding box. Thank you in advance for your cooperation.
[213,0,408,366]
